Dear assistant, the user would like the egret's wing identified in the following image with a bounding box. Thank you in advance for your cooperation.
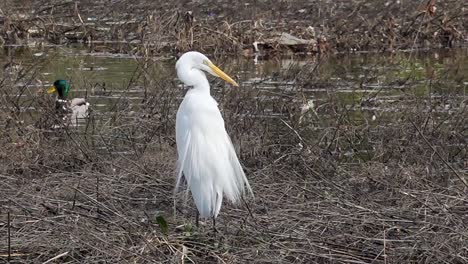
[175,105,191,190]
[175,91,252,218]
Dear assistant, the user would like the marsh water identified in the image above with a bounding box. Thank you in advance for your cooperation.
[1,46,467,157]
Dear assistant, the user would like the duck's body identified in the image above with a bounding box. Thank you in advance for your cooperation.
[56,98,90,119]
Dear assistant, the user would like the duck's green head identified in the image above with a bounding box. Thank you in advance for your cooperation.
[47,79,70,99]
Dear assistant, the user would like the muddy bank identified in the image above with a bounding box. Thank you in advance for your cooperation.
[1,0,467,55]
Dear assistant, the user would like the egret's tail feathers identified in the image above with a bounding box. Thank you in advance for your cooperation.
[176,130,252,218]
[227,136,254,199]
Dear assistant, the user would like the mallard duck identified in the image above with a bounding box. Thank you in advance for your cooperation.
[47,79,90,124]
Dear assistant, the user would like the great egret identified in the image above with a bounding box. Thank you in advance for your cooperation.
[175,51,253,226]
[47,79,90,124]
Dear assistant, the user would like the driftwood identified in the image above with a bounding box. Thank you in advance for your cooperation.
[253,32,318,53]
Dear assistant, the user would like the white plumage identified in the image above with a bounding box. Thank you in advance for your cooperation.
[68,98,90,120]
[175,51,252,218]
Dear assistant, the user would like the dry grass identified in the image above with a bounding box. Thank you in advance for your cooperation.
[1,0,467,55]
[0,47,467,264]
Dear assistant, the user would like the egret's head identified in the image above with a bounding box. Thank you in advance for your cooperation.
[47,79,70,99]
[176,51,239,87]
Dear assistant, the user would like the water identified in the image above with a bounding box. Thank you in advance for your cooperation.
[1,46,467,157]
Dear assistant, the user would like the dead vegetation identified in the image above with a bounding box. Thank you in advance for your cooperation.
[0,0,467,55]
[0,1,468,263]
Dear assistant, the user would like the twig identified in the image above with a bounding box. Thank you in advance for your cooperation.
[42,251,69,264]
[7,210,11,263]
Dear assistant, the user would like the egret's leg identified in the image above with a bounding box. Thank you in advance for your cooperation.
[195,212,199,228]
[212,216,218,233]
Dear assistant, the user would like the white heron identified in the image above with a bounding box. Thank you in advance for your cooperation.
[175,51,253,227]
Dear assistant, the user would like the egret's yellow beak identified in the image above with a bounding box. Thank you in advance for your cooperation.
[47,86,56,94]
[204,61,239,87]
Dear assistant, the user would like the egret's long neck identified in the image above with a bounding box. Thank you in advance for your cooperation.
[178,66,211,95]
[191,70,210,94]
